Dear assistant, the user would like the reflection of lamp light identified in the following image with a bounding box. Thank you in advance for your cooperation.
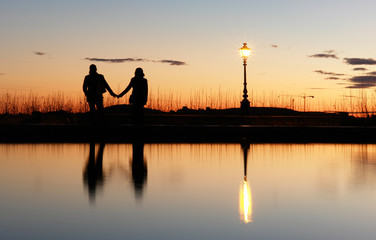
[239,180,253,223]
[239,142,253,223]
[239,43,252,111]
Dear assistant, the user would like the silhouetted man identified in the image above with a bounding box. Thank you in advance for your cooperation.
[83,64,116,123]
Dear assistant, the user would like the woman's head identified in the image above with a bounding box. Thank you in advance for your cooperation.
[135,68,144,78]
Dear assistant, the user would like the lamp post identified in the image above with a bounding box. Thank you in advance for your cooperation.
[239,43,251,111]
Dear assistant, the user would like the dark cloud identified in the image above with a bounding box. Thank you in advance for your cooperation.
[349,75,376,83]
[85,57,146,63]
[33,51,47,56]
[271,44,278,48]
[85,57,187,66]
[367,71,376,76]
[347,75,376,89]
[344,58,376,65]
[309,53,338,59]
[346,83,376,89]
[353,67,367,71]
[309,50,338,59]
[326,77,341,80]
[158,60,187,66]
[314,70,345,76]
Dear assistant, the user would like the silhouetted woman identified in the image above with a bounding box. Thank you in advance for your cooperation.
[118,68,148,124]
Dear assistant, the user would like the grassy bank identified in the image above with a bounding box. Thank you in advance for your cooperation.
[2,89,376,117]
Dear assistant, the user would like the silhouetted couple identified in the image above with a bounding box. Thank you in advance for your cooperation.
[83,64,148,124]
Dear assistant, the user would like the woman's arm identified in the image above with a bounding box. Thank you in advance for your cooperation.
[118,80,133,98]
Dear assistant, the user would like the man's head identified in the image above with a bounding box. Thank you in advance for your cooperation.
[89,64,97,73]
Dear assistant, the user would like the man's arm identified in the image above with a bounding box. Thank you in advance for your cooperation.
[102,77,116,97]
[83,77,88,96]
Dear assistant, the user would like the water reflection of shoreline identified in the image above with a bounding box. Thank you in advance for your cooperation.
[316,144,376,196]
[82,141,147,204]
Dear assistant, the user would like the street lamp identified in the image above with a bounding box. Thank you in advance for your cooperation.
[239,43,251,110]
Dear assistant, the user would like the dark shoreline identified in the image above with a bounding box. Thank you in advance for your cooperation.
[2,106,376,143]
[2,124,376,143]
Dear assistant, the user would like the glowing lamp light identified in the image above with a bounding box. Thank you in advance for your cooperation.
[239,43,251,59]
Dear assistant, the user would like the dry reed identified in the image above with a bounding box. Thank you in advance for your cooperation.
[1,89,376,117]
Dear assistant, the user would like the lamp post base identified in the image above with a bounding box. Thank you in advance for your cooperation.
[241,99,250,111]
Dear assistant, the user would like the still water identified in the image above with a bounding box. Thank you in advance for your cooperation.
[1,143,376,240]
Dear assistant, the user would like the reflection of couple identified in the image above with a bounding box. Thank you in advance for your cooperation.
[82,64,148,124]
[83,142,147,204]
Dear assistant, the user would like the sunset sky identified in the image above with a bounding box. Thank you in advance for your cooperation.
[2,0,376,108]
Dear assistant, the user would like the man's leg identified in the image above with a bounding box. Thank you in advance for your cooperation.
[88,101,96,125]
[96,99,105,124]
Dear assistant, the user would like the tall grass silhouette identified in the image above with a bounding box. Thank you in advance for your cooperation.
[1,89,376,117]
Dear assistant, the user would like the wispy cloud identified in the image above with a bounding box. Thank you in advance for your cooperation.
[314,70,345,76]
[346,83,376,89]
[309,53,338,59]
[33,51,47,56]
[0,73,5,76]
[353,67,367,71]
[158,60,186,66]
[85,58,146,63]
[326,77,341,80]
[347,75,376,89]
[309,50,338,59]
[344,58,376,65]
[271,44,278,48]
[85,57,187,66]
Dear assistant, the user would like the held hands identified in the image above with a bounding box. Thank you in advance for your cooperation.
[110,92,120,98]
[110,92,123,98]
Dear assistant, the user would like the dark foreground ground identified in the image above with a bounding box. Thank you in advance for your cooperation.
[1,105,376,143]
